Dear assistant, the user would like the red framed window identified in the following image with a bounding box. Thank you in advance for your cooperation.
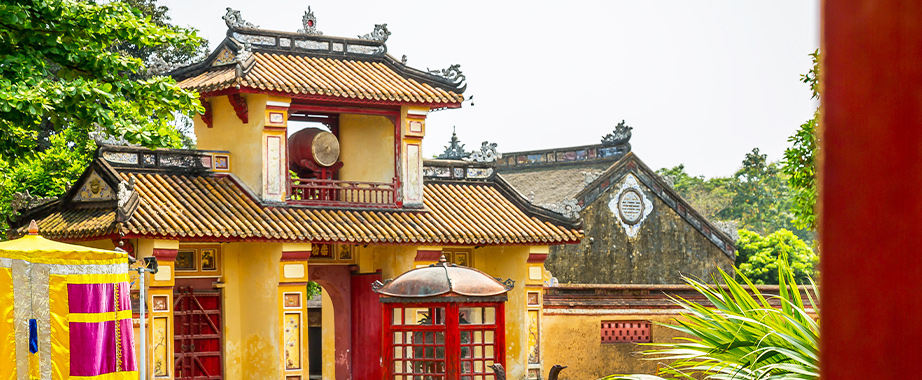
[383,302,505,380]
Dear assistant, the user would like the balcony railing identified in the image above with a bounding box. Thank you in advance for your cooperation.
[290,178,398,208]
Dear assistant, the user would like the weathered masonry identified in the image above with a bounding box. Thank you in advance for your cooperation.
[497,127,736,284]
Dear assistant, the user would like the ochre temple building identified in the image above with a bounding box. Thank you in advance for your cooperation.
[8,8,750,380]
[9,9,581,380]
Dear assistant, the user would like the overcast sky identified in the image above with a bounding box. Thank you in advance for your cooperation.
[163,0,820,178]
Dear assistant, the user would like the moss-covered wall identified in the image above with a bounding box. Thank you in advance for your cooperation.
[546,179,734,284]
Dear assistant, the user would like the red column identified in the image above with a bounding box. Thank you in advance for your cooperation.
[351,271,383,380]
[822,0,922,378]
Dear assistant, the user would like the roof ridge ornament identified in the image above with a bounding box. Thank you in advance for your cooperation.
[297,7,322,35]
[438,127,468,160]
[427,64,466,86]
[601,120,633,147]
[223,7,258,29]
[11,190,57,212]
[89,125,138,147]
[464,141,502,163]
[358,23,390,42]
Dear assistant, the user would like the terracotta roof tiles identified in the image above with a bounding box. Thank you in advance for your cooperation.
[20,172,580,246]
[177,52,464,105]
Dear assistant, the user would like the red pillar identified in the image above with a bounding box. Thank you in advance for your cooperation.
[821,0,922,378]
[350,271,383,380]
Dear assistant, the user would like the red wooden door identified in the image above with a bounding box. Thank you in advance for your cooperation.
[174,287,222,380]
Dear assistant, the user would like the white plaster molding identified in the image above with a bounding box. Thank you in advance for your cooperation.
[608,173,653,238]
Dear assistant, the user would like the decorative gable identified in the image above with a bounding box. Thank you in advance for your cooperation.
[73,171,115,202]
[212,47,236,66]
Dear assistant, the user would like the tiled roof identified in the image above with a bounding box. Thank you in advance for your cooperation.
[173,30,465,105]
[16,171,580,245]
[178,53,464,104]
[498,162,614,207]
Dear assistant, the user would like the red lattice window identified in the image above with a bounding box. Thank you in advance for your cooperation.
[601,320,651,343]
[384,303,505,380]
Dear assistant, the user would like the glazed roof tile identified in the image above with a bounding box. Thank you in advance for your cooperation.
[16,167,580,246]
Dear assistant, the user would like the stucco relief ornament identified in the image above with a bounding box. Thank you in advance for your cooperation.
[117,178,136,208]
[608,173,653,238]
[464,141,502,163]
[223,8,258,29]
[358,24,391,42]
[236,42,253,64]
[544,198,582,220]
[297,7,322,35]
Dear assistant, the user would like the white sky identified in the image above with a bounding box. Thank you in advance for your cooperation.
[163,0,820,178]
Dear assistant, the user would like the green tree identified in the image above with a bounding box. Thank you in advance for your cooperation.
[736,229,817,285]
[783,50,820,231]
[717,148,815,244]
[656,165,733,224]
[0,0,205,235]
[604,257,819,380]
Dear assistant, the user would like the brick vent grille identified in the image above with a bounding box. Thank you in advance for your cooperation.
[601,320,651,343]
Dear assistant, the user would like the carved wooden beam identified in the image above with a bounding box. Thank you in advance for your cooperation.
[201,98,213,128]
[227,93,248,123]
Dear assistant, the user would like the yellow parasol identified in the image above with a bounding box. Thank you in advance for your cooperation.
[0,220,137,380]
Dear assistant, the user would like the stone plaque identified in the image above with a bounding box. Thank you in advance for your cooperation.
[618,189,644,224]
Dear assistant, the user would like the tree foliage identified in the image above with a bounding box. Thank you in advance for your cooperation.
[657,165,734,232]
[718,148,806,241]
[658,150,812,245]
[783,50,820,231]
[604,258,819,380]
[0,0,206,234]
[736,229,817,285]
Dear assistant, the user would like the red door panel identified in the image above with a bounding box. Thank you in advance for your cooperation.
[174,287,222,380]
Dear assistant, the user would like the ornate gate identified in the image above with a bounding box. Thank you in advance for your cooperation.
[174,287,223,380]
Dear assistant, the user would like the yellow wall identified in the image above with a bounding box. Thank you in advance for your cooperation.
[372,245,418,279]
[222,242,283,380]
[541,313,684,380]
[321,290,336,380]
[78,239,116,250]
[194,94,269,198]
[338,114,395,183]
[474,246,531,380]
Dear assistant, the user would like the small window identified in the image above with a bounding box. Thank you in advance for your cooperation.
[174,246,222,276]
[441,250,472,267]
[601,320,651,343]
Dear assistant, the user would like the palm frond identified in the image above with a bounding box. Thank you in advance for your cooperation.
[600,255,818,380]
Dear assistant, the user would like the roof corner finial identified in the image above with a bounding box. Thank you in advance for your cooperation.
[223,7,258,29]
[601,120,633,147]
[28,220,39,236]
[298,6,322,35]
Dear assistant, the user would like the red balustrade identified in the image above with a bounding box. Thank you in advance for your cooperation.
[290,178,398,208]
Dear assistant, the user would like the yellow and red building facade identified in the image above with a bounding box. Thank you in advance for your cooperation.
[11,11,580,380]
